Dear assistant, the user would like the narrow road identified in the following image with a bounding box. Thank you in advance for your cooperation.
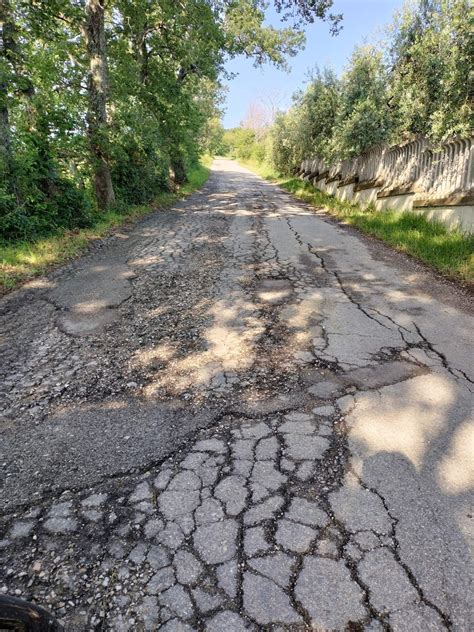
[1,159,472,631]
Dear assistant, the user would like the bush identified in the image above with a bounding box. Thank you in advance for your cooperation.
[111,139,170,205]
[0,176,93,242]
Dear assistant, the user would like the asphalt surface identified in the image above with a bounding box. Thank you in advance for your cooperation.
[0,158,473,630]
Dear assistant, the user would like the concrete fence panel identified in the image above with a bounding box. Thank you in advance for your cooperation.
[299,134,474,232]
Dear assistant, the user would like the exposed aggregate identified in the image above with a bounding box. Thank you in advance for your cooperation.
[1,159,469,631]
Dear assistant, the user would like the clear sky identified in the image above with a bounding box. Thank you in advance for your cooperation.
[222,0,405,128]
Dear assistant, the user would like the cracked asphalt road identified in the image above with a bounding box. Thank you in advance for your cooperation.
[0,159,473,631]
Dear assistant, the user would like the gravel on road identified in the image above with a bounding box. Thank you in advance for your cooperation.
[1,159,472,631]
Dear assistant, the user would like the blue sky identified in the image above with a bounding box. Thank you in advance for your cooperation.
[222,0,405,128]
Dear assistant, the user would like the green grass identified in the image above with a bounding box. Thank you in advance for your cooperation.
[240,159,474,283]
[0,157,212,293]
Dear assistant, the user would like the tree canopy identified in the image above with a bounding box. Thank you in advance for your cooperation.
[0,0,339,240]
[225,0,473,174]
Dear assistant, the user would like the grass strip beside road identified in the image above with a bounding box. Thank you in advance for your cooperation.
[0,158,212,293]
[241,159,474,284]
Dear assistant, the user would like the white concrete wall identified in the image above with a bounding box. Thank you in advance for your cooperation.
[316,180,327,193]
[353,187,380,206]
[324,181,339,196]
[375,194,415,213]
[335,183,355,202]
[299,135,474,233]
[412,206,474,234]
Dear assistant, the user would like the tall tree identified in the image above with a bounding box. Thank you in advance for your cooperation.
[84,0,115,209]
[0,0,345,240]
[0,0,14,179]
[388,0,473,141]
[332,45,393,158]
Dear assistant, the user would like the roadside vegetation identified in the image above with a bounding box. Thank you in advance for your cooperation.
[218,0,472,167]
[216,0,473,283]
[0,0,339,291]
[1,1,471,289]
[0,159,212,292]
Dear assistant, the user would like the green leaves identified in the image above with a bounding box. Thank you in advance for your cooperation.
[332,46,393,158]
[267,0,471,174]
[223,0,305,69]
[1,0,344,239]
[388,0,473,141]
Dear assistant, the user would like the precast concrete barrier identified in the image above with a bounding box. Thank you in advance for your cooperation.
[299,135,474,232]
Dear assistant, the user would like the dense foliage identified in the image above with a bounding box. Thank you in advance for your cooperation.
[224,0,473,173]
[0,0,339,241]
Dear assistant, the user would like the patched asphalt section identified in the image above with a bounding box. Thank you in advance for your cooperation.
[0,402,220,512]
[1,159,473,630]
[51,262,136,336]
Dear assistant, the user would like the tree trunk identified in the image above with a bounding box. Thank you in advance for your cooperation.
[0,0,14,179]
[84,0,115,210]
[0,79,11,177]
[171,151,187,185]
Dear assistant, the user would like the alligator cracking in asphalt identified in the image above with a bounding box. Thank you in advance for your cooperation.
[0,159,472,631]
